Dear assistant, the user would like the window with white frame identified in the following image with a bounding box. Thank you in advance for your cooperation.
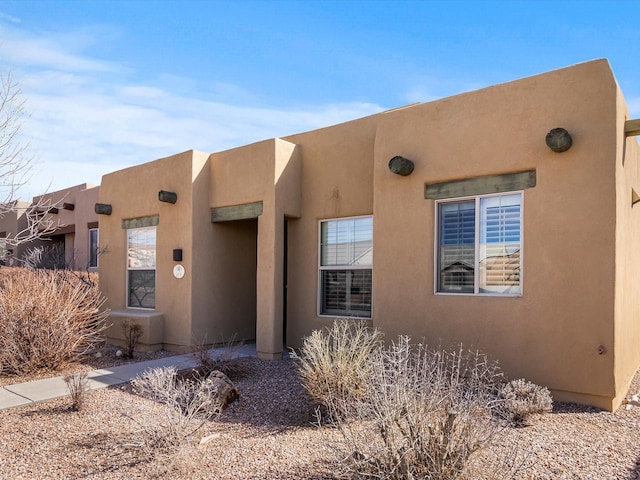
[437,192,522,295]
[319,216,372,317]
[89,228,99,268]
[127,226,156,308]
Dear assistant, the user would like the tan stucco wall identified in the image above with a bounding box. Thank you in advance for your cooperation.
[368,59,618,409]
[283,115,379,344]
[99,151,205,351]
[95,59,637,409]
[205,138,301,358]
[191,146,259,347]
[614,86,640,408]
[278,59,620,409]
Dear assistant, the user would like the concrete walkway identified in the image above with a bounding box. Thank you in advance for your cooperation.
[0,343,258,411]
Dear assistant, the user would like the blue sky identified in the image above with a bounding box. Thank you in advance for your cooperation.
[1,0,639,198]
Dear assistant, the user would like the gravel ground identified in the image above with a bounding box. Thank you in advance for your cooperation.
[1,355,640,479]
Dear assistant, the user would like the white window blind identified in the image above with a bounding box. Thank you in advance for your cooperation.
[479,194,521,294]
[319,216,372,317]
[437,192,522,295]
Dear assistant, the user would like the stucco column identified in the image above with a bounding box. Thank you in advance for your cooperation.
[255,203,284,360]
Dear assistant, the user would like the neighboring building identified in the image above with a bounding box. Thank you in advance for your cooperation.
[2,184,101,270]
[0,200,31,265]
[96,59,640,410]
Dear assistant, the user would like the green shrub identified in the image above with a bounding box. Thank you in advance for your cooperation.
[500,378,553,426]
[292,319,383,418]
[0,268,109,375]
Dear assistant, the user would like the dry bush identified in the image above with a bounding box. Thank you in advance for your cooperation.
[127,366,223,452]
[327,337,508,480]
[292,319,383,418]
[122,320,143,359]
[0,268,109,376]
[192,333,247,378]
[21,244,67,270]
[63,371,89,411]
[500,378,553,426]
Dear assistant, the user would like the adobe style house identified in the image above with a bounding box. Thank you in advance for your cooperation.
[0,184,100,269]
[31,184,100,270]
[96,59,640,410]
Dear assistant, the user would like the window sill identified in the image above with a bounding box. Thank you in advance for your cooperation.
[434,291,522,298]
[317,313,373,320]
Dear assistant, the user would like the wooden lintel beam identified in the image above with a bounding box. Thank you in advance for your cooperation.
[211,201,263,223]
[425,170,536,200]
[625,119,640,137]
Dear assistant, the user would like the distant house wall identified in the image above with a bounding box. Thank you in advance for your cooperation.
[75,186,100,271]
[31,183,100,270]
[0,200,31,264]
[0,185,99,269]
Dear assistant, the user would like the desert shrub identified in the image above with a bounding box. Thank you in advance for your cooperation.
[122,320,143,359]
[21,244,67,270]
[127,366,225,451]
[292,319,383,418]
[327,337,507,480]
[500,378,553,426]
[63,371,89,411]
[0,268,109,375]
[192,332,247,378]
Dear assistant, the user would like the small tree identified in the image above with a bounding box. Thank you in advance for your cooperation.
[0,72,61,254]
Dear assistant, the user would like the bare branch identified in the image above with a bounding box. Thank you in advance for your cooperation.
[0,71,68,257]
[0,71,34,204]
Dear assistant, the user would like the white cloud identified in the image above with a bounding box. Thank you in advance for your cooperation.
[0,11,20,24]
[0,26,123,74]
[4,25,384,199]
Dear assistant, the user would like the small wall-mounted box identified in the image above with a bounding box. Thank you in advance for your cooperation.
[173,249,183,262]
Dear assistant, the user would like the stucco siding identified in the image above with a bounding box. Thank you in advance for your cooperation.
[371,59,618,407]
[283,116,378,345]
[99,151,197,350]
[614,83,640,408]
[93,59,638,409]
